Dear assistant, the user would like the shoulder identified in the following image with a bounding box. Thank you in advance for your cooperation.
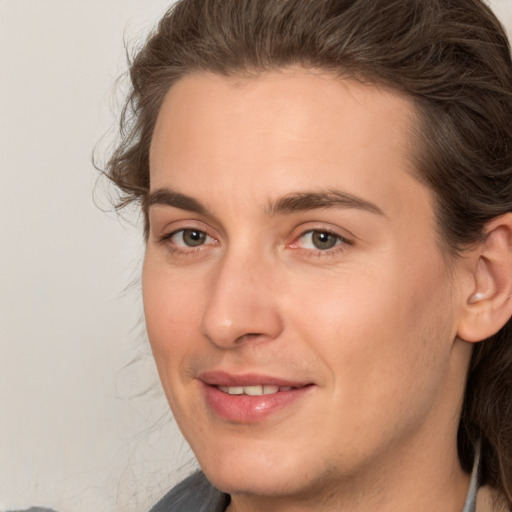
[149,471,230,512]
[6,509,57,512]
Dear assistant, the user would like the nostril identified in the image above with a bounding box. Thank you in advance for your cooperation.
[235,332,263,342]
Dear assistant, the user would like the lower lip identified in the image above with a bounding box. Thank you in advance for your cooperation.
[202,384,312,423]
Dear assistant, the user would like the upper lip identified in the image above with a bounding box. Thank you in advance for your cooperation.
[198,370,311,388]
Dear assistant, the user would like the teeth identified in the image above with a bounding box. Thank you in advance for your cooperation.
[245,385,263,396]
[218,386,244,395]
[218,385,293,396]
[263,385,280,394]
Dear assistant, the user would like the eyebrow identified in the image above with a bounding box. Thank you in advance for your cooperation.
[266,190,386,217]
[146,188,208,215]
[146,187,386,218]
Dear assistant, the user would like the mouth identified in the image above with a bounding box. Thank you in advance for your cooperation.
[198,371,314,423]
[217,384,295,395]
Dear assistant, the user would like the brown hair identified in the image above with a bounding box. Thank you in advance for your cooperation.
[105,0,512,504]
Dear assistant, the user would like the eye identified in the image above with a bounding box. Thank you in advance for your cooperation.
[168,228,213,248]
[297,230,346,250]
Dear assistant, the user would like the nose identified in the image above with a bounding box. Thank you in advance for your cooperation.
[200,250,284,349]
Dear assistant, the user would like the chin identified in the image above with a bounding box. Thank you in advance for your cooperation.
[204,465,308,498]
[195,439,326,498]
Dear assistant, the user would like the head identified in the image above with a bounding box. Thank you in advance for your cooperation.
[106,0,512,507]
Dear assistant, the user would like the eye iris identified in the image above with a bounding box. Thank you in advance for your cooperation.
[183,229,206,247]
[312,231,338,250]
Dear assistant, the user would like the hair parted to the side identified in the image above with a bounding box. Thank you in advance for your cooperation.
[104,0,512,505]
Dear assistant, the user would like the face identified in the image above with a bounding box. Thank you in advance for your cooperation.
[143,69,469,504]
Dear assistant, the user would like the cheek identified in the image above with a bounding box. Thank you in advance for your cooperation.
[288,256,454,416]
[142,257,207,391]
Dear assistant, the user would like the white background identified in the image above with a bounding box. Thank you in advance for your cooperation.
[1,1,511,511]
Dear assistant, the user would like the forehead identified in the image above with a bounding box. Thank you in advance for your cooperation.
[150,68,416,164]
[149,68,430,227]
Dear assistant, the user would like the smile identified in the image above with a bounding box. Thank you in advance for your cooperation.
[217,385,294,395]
[198,371,314,423]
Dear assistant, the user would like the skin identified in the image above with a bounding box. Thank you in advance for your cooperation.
[143,69,482,511]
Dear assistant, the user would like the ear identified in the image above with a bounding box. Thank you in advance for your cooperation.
[457,213,512,343]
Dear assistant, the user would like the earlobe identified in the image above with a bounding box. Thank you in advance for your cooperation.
[457,213,512,343]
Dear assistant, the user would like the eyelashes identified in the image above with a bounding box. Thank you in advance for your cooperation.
[293,229,348,251]
[159,226,351,259]
[166,228,216,248]
[159,228,218,256]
